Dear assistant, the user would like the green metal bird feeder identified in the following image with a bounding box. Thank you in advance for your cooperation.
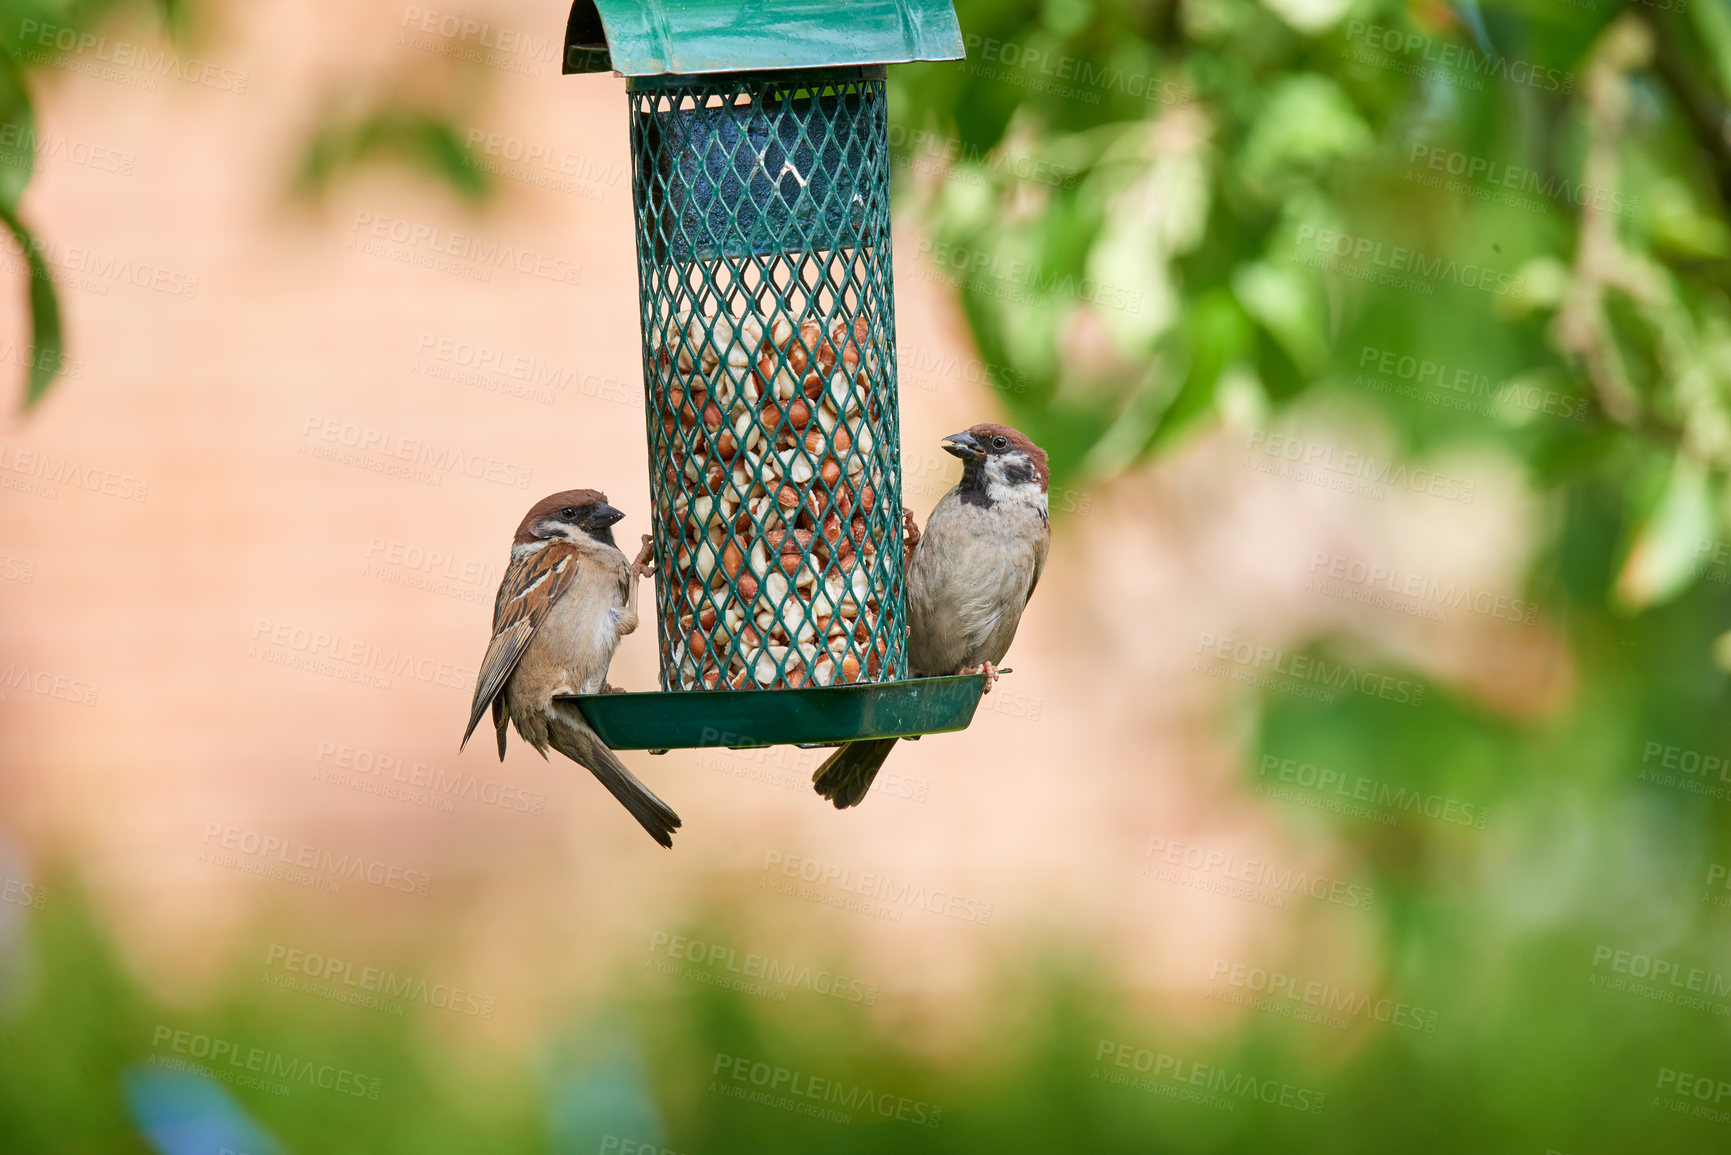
[555,0,978,751]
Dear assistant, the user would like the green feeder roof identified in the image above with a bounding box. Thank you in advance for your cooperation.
[562,0,965,77]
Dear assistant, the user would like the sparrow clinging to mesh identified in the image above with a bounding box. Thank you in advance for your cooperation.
[463,489,681,846]
[814,424,1050,808]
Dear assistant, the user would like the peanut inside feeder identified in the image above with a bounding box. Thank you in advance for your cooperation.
[630,70,906,693]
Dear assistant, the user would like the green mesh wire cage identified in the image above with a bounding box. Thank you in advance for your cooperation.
[554,0,977,749]
[632,67,904,694]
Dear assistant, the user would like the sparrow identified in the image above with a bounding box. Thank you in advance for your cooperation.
[813,424,1050,808]
[462,489,681,847]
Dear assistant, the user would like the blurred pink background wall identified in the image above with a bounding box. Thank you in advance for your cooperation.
[0,0,1566,1061]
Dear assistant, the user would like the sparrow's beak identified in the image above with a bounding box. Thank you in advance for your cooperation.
[586,504,626,530]
[941,431,985,460]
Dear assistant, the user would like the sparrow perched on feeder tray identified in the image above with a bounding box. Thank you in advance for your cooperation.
[462,490,681,847]
[814,423,1050,809]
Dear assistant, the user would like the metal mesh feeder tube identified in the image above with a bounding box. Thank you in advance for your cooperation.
[631,68,904,694]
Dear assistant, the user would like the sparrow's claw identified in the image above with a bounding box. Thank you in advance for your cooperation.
[630,534,656,579]
[601,682,628,695]
[902,507,921,562]
[962,661,1000,694]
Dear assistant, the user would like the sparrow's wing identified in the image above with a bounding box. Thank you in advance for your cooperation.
[462,544,580,749]
[491,695,509,761]
[1024,523,1051,603]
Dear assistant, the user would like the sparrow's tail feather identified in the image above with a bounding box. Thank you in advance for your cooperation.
[812,738,899,809]
[547,705,681,847]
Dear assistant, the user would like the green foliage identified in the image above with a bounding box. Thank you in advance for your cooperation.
[293,105,491,205]
[0,0,185,409]
[890,0,1731,619]
[0,201,62,406]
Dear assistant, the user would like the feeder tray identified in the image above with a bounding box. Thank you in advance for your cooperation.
[557,673,986,751]
[563,0,965,750]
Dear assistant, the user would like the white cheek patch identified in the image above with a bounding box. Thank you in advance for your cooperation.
[983,453,1047,513]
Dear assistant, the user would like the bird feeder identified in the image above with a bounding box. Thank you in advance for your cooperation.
[556,0,978,751]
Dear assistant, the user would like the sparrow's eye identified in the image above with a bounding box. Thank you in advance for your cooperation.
[559,507,577,520]
[992,435,1009,450]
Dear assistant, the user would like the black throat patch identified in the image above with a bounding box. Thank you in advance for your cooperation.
[956,458,993,508]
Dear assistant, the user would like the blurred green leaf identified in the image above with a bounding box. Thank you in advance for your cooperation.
[0,44,34,209]
[1616,452,1717,611]
[0,200,61,409]
[294,106,490,204]
[1236,73,1373,195]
